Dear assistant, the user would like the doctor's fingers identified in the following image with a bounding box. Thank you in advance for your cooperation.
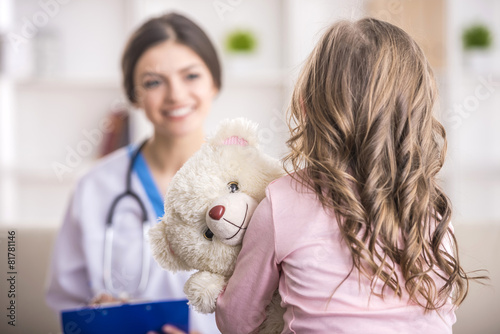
[89,293,122,305]
[157,324,202,334]
[146,326,199,334]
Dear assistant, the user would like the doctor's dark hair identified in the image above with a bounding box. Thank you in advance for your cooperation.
[121,13,221,103]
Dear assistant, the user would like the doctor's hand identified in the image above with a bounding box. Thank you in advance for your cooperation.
[147,324,201,334]
[89,293,127,306]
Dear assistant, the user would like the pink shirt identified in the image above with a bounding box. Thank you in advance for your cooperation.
[216,174,456,333]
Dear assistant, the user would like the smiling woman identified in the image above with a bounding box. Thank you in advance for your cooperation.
[133,42,218,139]
[121,13,222,195]
[45,12,222,334]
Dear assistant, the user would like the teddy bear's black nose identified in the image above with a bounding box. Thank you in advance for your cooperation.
[209,205,225,220]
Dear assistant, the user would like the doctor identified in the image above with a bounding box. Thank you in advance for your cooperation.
[46,13,221,334]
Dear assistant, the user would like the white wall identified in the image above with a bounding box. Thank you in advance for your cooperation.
[444,0,500,225]
[1,0,499,228]
[1,0,294,226]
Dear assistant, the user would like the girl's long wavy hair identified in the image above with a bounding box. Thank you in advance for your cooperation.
[285,18,476,311]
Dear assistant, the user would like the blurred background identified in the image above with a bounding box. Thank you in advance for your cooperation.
[0,0,498,333]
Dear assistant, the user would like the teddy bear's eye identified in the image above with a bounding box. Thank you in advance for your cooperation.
[227,181,239,193]
[204,228,214,241]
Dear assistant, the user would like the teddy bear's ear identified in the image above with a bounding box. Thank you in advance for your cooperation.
[208,117,259,148]
[148,221,190,272]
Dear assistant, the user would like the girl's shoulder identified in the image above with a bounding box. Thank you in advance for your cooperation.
[267,171,315,200]
[268,173,294,192]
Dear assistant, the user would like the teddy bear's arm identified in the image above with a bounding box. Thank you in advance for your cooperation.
[148,221,191,272]
[184,271,226,314]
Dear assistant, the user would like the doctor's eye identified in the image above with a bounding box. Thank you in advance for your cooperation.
[186,73,200,81]
[227,181,239,193]
[204,228,214,241]
[143,80,161,89]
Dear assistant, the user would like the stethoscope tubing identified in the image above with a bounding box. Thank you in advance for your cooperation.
[103,139,151,298]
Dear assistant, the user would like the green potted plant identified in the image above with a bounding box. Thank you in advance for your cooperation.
[463,24,492,50]
[224,29,258,73]
[225,29,257,54]
[462,23,493,72]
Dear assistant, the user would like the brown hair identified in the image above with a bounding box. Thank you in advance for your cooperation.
[121,12,221,103]
[285,18,483,311]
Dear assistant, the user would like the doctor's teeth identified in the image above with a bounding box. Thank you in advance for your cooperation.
[169,107,192,117]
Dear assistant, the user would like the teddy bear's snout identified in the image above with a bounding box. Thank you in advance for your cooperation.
[205,193,259,246]
[208,205,225,220]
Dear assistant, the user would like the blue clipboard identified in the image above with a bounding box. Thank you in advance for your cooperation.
[61,299,189,334]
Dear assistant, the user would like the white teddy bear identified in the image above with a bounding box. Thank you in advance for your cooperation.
[149,118,285,333]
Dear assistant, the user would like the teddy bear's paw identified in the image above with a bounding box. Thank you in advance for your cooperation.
[184,271,226,314]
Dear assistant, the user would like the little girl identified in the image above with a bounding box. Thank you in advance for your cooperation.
[216,18,478,333]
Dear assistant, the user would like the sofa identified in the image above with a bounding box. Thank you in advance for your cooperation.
[0,224,498,334]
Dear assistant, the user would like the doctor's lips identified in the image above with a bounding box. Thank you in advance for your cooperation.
[161,105,195,118]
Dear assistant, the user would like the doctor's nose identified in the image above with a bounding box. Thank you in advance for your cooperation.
[165,79,187,103]
[208,205,225,220]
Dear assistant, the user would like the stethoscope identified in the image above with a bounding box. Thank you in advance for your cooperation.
[103,139,151,298]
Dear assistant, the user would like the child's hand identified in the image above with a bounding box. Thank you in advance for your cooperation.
[147,324,201,334]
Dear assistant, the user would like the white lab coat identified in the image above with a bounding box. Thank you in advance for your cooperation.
[46,146,220,333]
